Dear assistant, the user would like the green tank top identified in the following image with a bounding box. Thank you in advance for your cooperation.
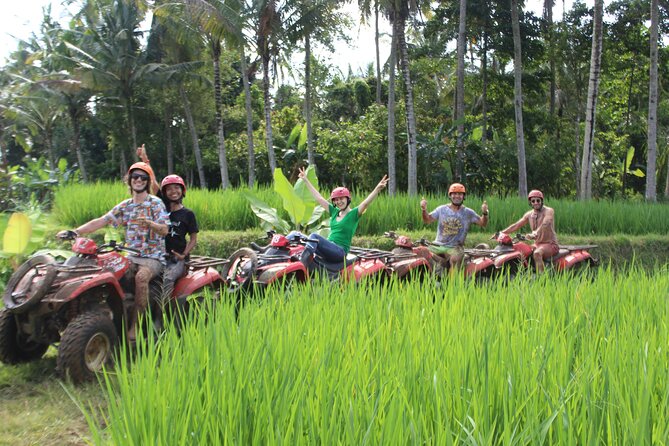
[328,204,360,253]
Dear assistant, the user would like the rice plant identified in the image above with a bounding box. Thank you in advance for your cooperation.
[53,183,669,235]
[84,269,669,445]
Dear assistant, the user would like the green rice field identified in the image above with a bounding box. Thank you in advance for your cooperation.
[53,183,669,236]
[82,269,669,444]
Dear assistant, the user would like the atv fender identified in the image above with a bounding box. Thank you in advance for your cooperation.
[257,262,306,285]
[555,251,594,271]
[493,251,523,269]
[389,257,430,278]
[465,256,494,277]
[173,268,224,299]
[49,272,125,303]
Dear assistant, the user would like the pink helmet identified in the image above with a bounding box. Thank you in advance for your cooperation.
[161,175,186,197]
[330,187,351,200]
[528,189,544,201]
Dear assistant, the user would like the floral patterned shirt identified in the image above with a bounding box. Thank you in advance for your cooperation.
[104,195,169,262]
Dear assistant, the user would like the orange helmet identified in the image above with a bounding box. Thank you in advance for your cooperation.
[528,189,544,201]
[448,183,466,196]
[127,162,156,193]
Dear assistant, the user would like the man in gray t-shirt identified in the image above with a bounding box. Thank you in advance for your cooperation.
[420,183,488,271]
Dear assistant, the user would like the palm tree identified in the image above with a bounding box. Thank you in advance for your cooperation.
[579,0,603,200]
[647,0,658,201]
[511,0,527,197]
[384,0,420,195]
[455,0,467,181]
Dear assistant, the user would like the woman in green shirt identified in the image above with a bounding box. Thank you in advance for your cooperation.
[296,167,388,265]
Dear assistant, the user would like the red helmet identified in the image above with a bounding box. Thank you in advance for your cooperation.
[496,232,513,246]
[396,235,413,249]
[448,183,466,195]
[161,174,186,197]
[271,234,289,248]
[528,189,544,201]
[330,187,351,200]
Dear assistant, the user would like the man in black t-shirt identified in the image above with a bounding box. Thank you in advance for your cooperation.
[160,175,199,296]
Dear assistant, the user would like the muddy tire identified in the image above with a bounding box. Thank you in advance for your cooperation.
[3,255,57,313]
[57,311,118,384]
[0,308,49,364]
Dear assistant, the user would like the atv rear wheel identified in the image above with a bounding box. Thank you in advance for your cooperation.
[3,255,58,313]
[221,248,258,294]
[57,311,118,384]
[0,308,49,364]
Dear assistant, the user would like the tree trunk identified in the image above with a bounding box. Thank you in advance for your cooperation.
[574,116,581,192]
[262,54,276,173]
[304,33,315,165]
[212,41,230,189]
[180,84,207,188]
[164,106,174,174]
[544,0,556,115]
[482,27,488,145]
[44,129,56,171]
[126,99,137,162]
[387,20,397,196]
[511,0,528,197]
[395,16,418,196]
[375,3,382,104]
[241,46,256,187]
[455,0,467,182]
[70,111,87,182]
[646,0,658,201]
[579,0,603,200]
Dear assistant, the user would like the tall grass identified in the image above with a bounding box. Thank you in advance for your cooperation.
[86,270,669,444]
[54,183,669,235]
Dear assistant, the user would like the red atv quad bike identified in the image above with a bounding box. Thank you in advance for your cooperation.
[382,231,434,279]
[0,232,226,383]
[383,231,498,281]
[479,232,599,277]
[222,231,395,297]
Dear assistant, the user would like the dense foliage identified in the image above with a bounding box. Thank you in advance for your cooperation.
[0,0,666,199]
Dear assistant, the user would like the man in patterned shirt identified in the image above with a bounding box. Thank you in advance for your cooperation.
[59,162,169,341]
[420,183,488,273]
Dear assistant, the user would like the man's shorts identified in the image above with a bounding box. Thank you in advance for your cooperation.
[428,245,464,259]
[128,256,163,280]
[535,243,560,259]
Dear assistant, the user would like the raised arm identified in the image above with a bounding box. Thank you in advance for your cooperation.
[357,175,388,215]
[298,167,329,209]
[473,200,489,227]
[137,144,161,195]
[420,197,437,224]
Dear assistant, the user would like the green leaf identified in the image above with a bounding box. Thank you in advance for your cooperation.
[294,165,321,228]
[286,123,302,148]
[471,126,483,142]
[631,168,645,178]
[3,213,32,254]
[625,146,634,170]
[242,191,291,233]
[273,169,305,226]
[298,123,308,150]
[58,158,68,172]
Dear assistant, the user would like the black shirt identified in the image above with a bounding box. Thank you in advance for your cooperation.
[165,207,199,258]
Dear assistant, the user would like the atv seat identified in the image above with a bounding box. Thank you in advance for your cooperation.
[547,248,571,263]
[314,253,358,273]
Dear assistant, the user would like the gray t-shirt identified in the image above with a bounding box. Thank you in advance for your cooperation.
[430,205,480,247]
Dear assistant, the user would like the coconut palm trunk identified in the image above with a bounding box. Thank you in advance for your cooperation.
[511,0,528,197]
[646,0,658,201]
[212,40,230,189]
[394,16,418,196]
[180,84,207,188]
[240,47,256,187]
[455,0,467,181]
[579,0,603,200]
[304,33,315,165]
[387,21,397,196]
[69,110,88,182]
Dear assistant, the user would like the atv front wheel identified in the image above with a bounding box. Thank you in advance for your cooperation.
[57,311,118,384]
[0,308,49,364]
[3,255,58,313]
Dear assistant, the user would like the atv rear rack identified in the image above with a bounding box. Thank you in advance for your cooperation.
[187,255,229,269]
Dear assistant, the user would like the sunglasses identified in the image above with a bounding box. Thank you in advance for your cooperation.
[530,198,542,204]
[130,173,149,181]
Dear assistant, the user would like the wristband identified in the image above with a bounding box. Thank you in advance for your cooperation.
[482,211,489,216]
